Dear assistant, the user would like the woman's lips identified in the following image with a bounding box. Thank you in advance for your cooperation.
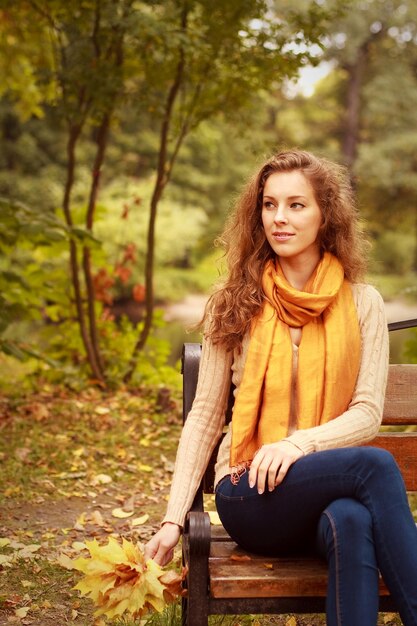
[272,232,295,241]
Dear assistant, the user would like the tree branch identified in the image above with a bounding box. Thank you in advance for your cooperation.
[123,2,189,382]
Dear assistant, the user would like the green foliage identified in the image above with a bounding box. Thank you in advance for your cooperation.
[0,196,102,353]
[370,232,416,275]
[95,178,209,276]
[0,0,329,385]
[1,0,417,386]
[368,272,417,303]
[0,197,64,342]
[0,3,56,119]
[35,307,181,389]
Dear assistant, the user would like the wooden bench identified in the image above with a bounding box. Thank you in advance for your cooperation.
[180,319,417,626]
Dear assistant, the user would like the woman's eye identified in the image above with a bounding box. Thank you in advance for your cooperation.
[291,202,304,209]
[263,201,275,209]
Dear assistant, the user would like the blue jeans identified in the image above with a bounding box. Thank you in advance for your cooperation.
[215,447,417,626]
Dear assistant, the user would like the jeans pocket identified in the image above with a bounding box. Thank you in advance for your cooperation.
[215,474,230,494]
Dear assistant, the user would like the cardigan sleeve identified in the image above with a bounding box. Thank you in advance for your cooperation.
[162,335,233,527]
[283,284,389,454]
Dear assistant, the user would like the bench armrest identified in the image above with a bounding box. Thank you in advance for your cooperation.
[184,510,211,556]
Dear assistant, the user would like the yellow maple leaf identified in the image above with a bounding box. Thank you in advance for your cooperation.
[70,536,185,619]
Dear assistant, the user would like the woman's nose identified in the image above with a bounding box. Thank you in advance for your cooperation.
[273,208,288,224]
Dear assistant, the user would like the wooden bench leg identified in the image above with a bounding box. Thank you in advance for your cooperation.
[182,511,211,626]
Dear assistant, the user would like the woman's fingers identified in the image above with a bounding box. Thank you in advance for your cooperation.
[144,522,181,566]
[274,456,292,487]
[268,458,282,492]
[248,441,304,493]
[248,449,265,490]
[154,546,174,567]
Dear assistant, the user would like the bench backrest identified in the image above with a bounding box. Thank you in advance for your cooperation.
[182,321,417,498]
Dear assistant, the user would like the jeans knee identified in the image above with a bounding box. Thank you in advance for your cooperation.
[330,498,372,534]
[318,498,373,553]
[353,446,398,476]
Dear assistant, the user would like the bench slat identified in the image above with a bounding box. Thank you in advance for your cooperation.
[367,434,417,490]
[383,364,417,423]
[209,546,389,599]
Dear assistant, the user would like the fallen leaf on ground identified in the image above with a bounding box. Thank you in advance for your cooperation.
[111,508,134,519]
[74,512,87,531]
[230,554,251,562]
[21,546,41,558]
[91,511,105,527]
[138,463,152,472]
[0,554,13,566]
[90,474,112,486]
[95,406,110,415]
[58,553,76,570]
[131,514,149,526]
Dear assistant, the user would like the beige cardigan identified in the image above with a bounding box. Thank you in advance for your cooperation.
[163,284,389,527]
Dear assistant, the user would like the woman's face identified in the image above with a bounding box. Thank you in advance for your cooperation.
[261,170,323,264]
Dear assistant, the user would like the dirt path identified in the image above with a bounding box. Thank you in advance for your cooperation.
[164,294,208,324]
[165,294,417,325]
[384,299,417,323]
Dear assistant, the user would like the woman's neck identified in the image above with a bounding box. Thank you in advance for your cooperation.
[279,252,321,291]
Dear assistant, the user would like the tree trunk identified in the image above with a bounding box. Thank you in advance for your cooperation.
[80,2,126,381]
[62,124,104,383]
[82,112,112,376]
[342,44,368,174]
[341,28,386,176]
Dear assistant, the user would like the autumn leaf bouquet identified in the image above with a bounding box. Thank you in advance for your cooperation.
[60,536,185,620]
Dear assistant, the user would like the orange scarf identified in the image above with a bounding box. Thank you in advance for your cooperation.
[230,252,361,467]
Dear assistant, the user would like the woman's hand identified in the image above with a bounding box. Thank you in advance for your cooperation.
[144,522,182,566]
[248,440,304,494]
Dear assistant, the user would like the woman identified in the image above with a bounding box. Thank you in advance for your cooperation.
[145,150,417,625]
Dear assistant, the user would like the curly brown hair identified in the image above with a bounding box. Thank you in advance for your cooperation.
[203,149,369,351]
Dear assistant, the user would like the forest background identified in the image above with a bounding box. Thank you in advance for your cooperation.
[1,0,417,389]
[0,0,417,625]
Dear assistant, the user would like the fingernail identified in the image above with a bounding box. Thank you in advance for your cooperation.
[249,480,254,488]
[258,488,263,495]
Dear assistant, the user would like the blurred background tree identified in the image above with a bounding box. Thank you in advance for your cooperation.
[0,0,416,388]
